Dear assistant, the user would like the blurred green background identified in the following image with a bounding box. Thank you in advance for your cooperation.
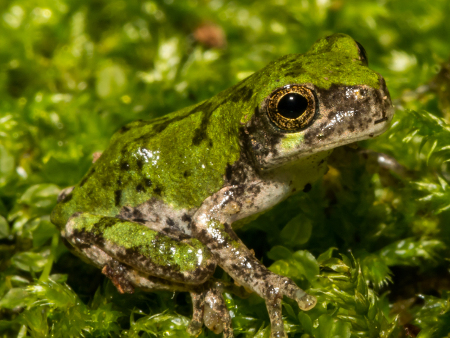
[1,0,450,337]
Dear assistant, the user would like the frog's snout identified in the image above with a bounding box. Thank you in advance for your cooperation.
[293,79,394,157]
[372,77,393,132]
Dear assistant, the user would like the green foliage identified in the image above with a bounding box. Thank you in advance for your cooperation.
[413,291,450,338]
[1,0,450,337]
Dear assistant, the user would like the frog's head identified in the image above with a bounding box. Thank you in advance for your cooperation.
[243,33,393,169]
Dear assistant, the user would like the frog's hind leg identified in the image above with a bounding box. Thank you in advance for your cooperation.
[62,212,217,287]
[63,212,236,337]
[66,240,194,294]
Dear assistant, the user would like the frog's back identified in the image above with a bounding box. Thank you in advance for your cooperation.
[51,93,245,228]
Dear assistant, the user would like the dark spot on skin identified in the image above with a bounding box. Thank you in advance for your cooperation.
[225,164,233,181]
[284,71,297,78]
[191,92,234,146]
[223,137,257,187]
[132,209,144,220]
[134,134,150,143]
[223,222,241,242]
[190,101,214,146]
[136,184,145,193]
[144,178,152,187]
[61,193,73,203]
[114,190,122,206]
[319,159,325,165]
[119,125,130,133]
[136,159,143,170]
[230,85,254,103]
[166,218,175,227]
[248,185,261,195]
[303,129,315,145]
[150,100,210,135]
[369,133,374,137]
[206,262,216,272]
[63,235,91,250]
[120,206,131,215]
[231,185,246,199]
[181,214,192,223]
[121,162,130,170]
[374,117,388,124]
[79,177,89,187]
[242,106,283,162]
[87,218,117,233]
[153,186,162,195]
[303,183,312,193]
[162,228,191,240]
[79,168,95,187]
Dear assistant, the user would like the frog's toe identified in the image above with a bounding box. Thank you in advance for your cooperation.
[203,285,233,337]
[187,320,203,337]
[189,284,233,338]
[188,291,205,336]
[294,289,317,311]
[271,276,316,311]
[102,261,135,294]
[266,296,288,338]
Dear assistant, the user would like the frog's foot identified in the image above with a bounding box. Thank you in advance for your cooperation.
[261,275,316,338]
[187,290,205,336]
[277,278,317,311]
[101,260,135,294]
[188,282,233,338]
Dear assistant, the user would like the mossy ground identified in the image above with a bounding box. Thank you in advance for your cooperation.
[1,1,450,337]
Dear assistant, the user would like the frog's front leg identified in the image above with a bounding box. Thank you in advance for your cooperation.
[192,185,316,338]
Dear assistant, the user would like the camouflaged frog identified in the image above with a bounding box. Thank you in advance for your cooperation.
[51,33,393,338]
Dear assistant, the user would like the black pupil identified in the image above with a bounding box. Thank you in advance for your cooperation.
[277,93,308,119]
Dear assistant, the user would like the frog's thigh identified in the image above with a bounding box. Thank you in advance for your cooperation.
[63,212,216,285]
[67,240,198,294]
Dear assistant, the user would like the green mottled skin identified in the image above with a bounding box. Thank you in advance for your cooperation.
[52,34,379,229]
[73,213,209,271]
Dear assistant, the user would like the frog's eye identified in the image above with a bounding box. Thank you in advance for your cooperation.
[267,85,316,131]
[355,40,369,66]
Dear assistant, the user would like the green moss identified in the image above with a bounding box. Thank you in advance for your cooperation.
[2,1,450,337]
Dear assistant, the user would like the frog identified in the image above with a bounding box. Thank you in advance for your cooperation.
[51,33,393,338]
